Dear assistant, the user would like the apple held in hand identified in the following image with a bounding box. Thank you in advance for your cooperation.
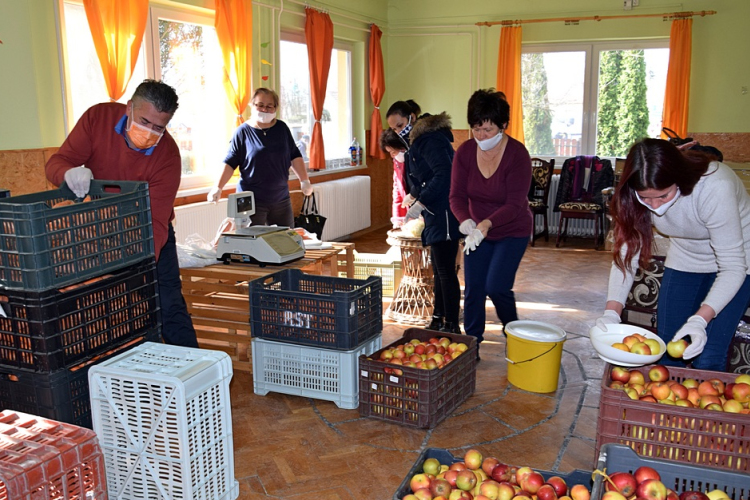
[666,339,688,358]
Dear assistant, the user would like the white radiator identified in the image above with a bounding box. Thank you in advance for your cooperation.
[313,176,371,241]
[173,199,228,245]
[535,174,597,237]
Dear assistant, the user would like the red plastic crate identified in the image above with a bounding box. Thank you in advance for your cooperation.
[596,363,750,473]
[0,410,107,499]
[358,328,477,428]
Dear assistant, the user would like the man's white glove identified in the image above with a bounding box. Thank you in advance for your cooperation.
[401,193,416,209]
[673,315,708,359]
[301,180,313,196]
[595,310,621,332]
[463,228,485,255]
[207,187,222,203]
[459,219,477,236]
[403,201,424,223]
[64,167,93,199]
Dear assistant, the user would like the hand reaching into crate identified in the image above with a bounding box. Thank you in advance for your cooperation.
[64,167,94,199]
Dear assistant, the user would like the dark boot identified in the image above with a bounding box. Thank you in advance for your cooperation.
[427,316,444,331]
[440,322,461,334]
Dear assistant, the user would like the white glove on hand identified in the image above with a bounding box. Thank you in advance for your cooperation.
[463,228,485,255]
[404,201,424,223]
[301,180,313,196]
[595,310,621,332]
[401,193,416,209]
[64,167,93,199]
[459,219,477,236]
[673,315,708,359]
[207,186,222,203]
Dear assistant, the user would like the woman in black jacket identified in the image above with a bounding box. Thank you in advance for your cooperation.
[386,100,462,333]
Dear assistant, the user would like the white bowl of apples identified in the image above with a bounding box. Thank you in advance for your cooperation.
[589,323,666,367]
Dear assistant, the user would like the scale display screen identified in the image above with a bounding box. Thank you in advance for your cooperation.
[227,191,255,218]
[236,194,254,215]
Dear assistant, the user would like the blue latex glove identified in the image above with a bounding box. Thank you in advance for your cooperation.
[404,201,424,223]
[672,315,708,359]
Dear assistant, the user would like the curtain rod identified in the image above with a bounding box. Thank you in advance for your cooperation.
[476,10,716,27]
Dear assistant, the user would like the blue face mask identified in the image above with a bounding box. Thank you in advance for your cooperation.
[397,115,413,139]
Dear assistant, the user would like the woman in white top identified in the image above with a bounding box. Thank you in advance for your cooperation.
[595,138,750,371]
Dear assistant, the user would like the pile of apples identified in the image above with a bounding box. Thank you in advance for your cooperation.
[404,449,591,500]
[610,333,662,356]
[372,336,469,374]
[601,465,730,500]
[609,365,750,413]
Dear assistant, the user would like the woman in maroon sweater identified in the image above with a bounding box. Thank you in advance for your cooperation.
[449,89,532,355]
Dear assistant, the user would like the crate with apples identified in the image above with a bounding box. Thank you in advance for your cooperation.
[592,443,749,500]
[596,363,750,473]
[358,328,477,429]
[394,447,593,500]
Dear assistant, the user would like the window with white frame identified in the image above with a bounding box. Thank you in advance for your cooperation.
[521,41,669,159]
[60,2,235,190]
[279,34,353,168]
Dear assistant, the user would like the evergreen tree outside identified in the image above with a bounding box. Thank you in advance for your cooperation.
[614,50,650,155]
[596,51,622,157]
[522,53,555,156]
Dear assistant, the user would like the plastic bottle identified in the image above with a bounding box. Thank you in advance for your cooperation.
[349,138,359,166]
[356,143,363,166]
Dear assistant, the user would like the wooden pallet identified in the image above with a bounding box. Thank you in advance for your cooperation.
[180,243,355,371]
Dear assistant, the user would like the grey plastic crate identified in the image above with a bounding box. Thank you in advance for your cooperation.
[592,444,750,500]
[0,180,154,290]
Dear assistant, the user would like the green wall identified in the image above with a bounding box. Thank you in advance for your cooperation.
[0,0,747,152]
[383,0,749,132]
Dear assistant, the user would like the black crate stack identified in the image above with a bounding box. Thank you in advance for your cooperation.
[0,181,162,427]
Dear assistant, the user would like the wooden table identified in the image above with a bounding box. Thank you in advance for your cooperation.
[180,242,354,372]
[385,229,434,326]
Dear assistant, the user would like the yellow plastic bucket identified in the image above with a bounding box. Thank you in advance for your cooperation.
[505,320,567,393]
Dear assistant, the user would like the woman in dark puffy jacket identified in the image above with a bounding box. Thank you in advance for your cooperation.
[386,100,461,333]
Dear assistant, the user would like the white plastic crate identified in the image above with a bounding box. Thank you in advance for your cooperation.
[349,251,402,297]
[252,334,382,409]
[88,342,238,500]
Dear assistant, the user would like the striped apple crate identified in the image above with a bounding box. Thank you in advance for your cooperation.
[596,363,750,473]
[592,444,750,500]
[393,448,593,500]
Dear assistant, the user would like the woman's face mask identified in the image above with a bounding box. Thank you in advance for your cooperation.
[395,152,405,163]
[126,114,163,150]
[475,131,503,151]
[635,186,681,216]
[253,109,276,124]
[397,115,413,139]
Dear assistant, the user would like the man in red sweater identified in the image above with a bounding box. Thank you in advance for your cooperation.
[46,79,198,348]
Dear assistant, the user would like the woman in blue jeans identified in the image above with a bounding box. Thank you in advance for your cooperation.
[596,138,750,371]
[449,89,533,357]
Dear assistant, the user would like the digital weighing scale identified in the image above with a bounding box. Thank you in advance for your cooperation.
[216,191,306,265]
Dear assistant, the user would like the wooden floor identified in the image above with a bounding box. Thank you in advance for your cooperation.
[229,227,614,499]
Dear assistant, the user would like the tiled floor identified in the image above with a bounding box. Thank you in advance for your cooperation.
[230,229,614,499]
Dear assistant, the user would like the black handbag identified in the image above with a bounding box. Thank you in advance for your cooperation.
[294,194,327,240]
[662,127,723,161]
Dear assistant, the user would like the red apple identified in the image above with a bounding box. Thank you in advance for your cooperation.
[515,466,533,484]
[497,482,516,500]
[670,383,688,401]
[410,473,431,492]
[731,382,750,403]
[443,470,458,488]
[634,466,661,484]
[648,365,670,382]
[606,472,637,498]
[629,370,646,385]
[449,490,473,500]
[479,480,502,500]
[697,380,721,397]
[431,478,452,498]
[650,382,672,401]
[482,456,501,476]
[521,471,545,495]
[602,492,627,500]
[413,488,433,500]
[611,366,632,383]
[666,491,680,500]
[570,484,591,500]
[449,462,467,471]
[640,395,658,403]
[724,382,736,400]
[636,479,668,500]
[631,342,652,355]
[492,463,513,482]
[537,484,559,500]
[546,476,568,497]
[679,492,710,500]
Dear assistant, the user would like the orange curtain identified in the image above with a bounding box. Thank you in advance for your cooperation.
[496,26,524,144]
[661,18,692,139]
[305,8,334,171]
[215,0,253,126]
[83,0,149,101]
[368,24,386,160]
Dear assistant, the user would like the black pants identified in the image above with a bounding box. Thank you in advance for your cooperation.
[430,239,461,324]
[157,224,199,347]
